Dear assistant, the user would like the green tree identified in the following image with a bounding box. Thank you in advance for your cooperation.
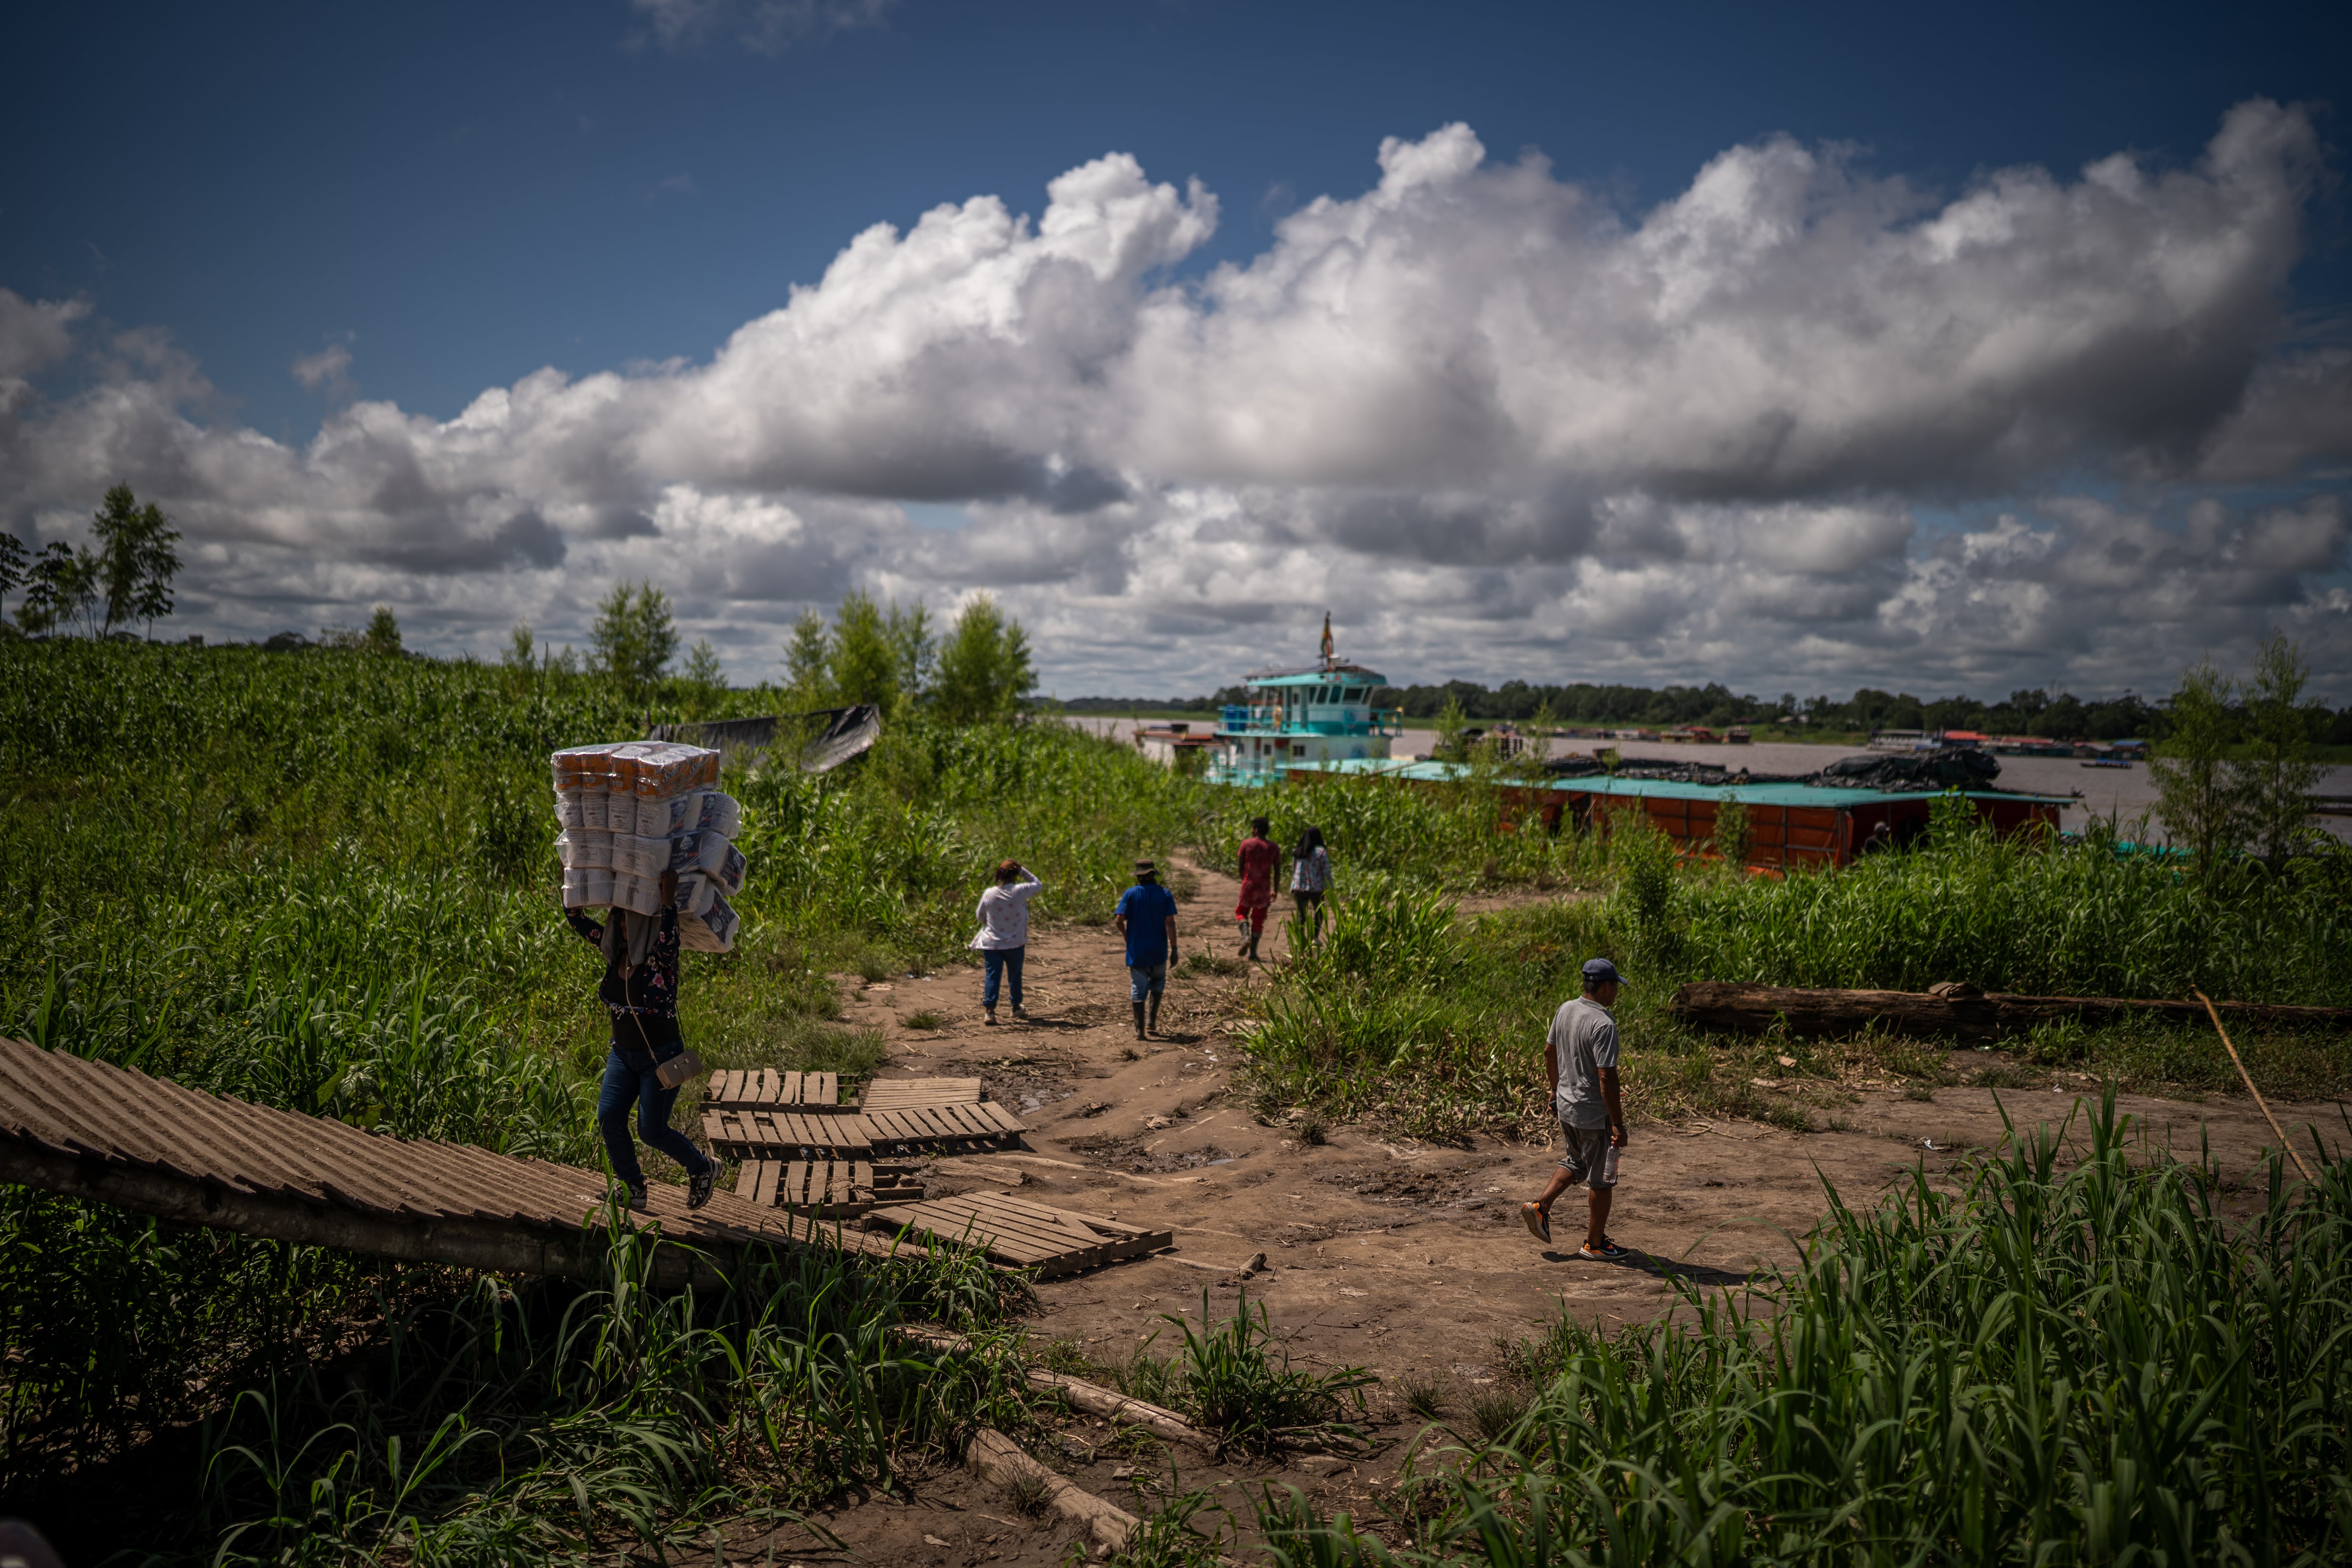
[1434,691,1470,762]
[1713,792,1752,872]
[2237,632,2321,873]
[589,581,678,689]
[783,610,831,702]
[2148,657,2251,875]
[1518,696,1558,776]
[827,590,902,708]
[502,621,535,670]
[19,541,99,637]
[683,637,726,691]
[89,485,181,637]
[887,600,935,697]
[128,516,181,634]
[362,605,402,656]
[0,533,24,626]
[931,594,1035,723]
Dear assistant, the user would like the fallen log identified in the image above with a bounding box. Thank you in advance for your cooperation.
[966,1428,1137,1552]
[1025,1369,1216,1450]
[892,1326,1218,1450]
[1671,980,2352,1041]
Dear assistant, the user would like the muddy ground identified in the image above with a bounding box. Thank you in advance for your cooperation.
[744,855,2350,1566]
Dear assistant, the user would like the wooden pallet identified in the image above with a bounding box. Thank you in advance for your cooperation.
[860,1077,984,1110]
[706,1068,847,1111]
[732,1159,885,1218]
[859,1101,1027,1155]
[703,1106,874,1159]
[867,1162,926,1204]
[733,1159,928,1218]
[863,1192,1174,1278]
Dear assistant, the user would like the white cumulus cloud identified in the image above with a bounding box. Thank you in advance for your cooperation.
[1,103,2347,698]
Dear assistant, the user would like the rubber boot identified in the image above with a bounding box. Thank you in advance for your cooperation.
[1147,994,1162,1037]
[1246,930,1261,963]
[1132,1001,1148,1039]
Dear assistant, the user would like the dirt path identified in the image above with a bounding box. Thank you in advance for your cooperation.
[767,856,2350,1565]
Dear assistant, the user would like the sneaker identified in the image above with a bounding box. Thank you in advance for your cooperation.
[612,1182,649,1212]
[1010,1006,1029,1022]
[687,1163,716,1210]
[1520,1202,1550,1243]
[983,1011,998,1026]
[1579,1238,1630,1263]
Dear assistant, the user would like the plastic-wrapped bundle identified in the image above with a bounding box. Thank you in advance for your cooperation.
[611,871,664,916]
[612,831,714,880]
[563,867,615,908]
[553,743,630,833]
[634,790,742,840]
[680,893,738,953]
[554,740,723,834]
[549,743,619,794]
[699,836,747,896]
[620,742,720,804]
[671,869,720,917]
[556,829,614,870]
[551,742,734,923]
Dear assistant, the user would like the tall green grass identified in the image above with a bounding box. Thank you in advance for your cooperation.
[0,640,1203,1551]
[1679,801,2352,1002]
[188,1217,1030,1567]
[1257,1094,2352,1564]
[1240,790,2352,1135]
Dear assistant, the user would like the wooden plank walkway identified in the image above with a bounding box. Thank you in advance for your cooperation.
[704,1068,849,1112]
[860,1101,1026,1155]
[702,1101,1026,1161]
[860,1077,984,1110]
[865,1193,1174,1279]
[0,1036,917,1287]
[701,1106,876,1159]
[733,1159,924,1219]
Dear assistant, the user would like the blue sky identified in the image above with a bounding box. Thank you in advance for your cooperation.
[5,0,2349,697]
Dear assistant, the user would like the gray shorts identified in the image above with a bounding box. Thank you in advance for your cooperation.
[1556,1122,1617,1189]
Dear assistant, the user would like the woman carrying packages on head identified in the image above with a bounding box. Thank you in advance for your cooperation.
[1289,824,1333,944]
[564,868,718,1212]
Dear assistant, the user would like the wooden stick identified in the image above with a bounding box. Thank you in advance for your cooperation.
[2194,989,2316,1184]
[966,1428,1136,1552]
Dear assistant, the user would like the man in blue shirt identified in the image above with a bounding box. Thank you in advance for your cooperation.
[1113,859,1181,1039]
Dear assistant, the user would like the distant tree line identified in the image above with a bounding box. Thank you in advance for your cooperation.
[1075,673,2352,745]
[499,581,1035,725]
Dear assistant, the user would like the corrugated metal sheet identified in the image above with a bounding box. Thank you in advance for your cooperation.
[0,1036,897,1283]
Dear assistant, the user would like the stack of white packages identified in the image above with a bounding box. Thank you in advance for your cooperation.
[550,741,748,953]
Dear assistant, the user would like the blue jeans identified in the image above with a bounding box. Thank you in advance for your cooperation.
[597,1048,712,1188]
[983,945,1025,1011]
[1128,963,1168,1002]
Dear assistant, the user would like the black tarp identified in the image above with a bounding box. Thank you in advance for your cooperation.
[1536,745,2003,792]
[1808,747,2001,791]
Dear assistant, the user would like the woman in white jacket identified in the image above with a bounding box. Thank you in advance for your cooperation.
[972,859,1042,1024]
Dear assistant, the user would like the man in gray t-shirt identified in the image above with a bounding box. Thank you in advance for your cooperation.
[1523,958,1630,1261]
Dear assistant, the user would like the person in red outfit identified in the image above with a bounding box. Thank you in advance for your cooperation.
[1234,816,1281,962]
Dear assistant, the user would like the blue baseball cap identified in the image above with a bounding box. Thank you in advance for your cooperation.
[1582,958,1628,985]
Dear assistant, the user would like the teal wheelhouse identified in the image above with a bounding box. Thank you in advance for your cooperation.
[1210,648,1403,786]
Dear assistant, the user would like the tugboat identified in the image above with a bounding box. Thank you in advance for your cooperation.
[1209,615,1403,786]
